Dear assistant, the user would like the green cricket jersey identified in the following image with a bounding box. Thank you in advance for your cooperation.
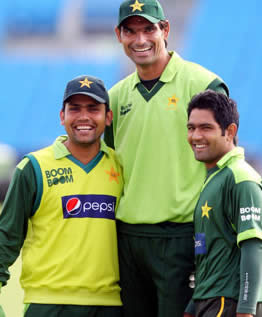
[105,51,228,225]
[194,147,262,311]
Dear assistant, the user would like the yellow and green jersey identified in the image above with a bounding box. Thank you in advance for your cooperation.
[194,147,262,312]
[105,51,228,226]
[0,136,123,306]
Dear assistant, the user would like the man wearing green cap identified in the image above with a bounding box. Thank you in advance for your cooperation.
[104,0,230,316]
[0,75,123,317]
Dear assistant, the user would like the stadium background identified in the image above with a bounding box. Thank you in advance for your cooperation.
[0,0,261,316]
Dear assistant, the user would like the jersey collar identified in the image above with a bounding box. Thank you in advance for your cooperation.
[131,51,180,90]
[52,135,109,160]
[216,147,245,169]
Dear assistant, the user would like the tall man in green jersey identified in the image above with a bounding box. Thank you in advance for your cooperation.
[186,90,262,317]
[104,0,229,316]
[0,75,123,317]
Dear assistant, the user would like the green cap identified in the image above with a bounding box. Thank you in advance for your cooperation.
[118,0,166,26]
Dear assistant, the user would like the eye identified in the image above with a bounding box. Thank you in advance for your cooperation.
[122,27,133,35]
[88,104,102,112]
[145,25,155,33]
[68,106,79,112]
[89,107,100,112]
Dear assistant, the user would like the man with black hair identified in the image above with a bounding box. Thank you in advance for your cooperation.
[0,75,123,317]
[185,90,262,317]
[104,0,229,316]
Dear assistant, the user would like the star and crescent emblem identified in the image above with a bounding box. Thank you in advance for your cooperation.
[201,201,212,219]
[168,95,179,108]
[106,167,120,184]
[79,77,93,88]
[130,0,145,12]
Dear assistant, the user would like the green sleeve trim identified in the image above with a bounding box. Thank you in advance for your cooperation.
[17,157,30,170]
[207,78,229,96]
[232,163,261,185]
[25,154,43,216]
[238,228,262,246]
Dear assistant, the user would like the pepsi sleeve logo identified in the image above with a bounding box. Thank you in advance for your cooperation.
[195,233,207,255]
[62,195,116,220]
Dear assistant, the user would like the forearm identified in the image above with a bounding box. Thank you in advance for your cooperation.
[237,239,262,315]
[0,159,36,285]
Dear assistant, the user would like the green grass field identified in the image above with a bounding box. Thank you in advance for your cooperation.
[0,256,24,317]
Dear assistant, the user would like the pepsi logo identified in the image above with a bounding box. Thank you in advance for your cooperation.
[66,197,82,216]
[62,194,116,219]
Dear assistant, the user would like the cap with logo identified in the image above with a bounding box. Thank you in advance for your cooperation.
[63,75,109,107]
[118,0,166,27]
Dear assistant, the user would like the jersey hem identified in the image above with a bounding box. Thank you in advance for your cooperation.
[24,287,122,306]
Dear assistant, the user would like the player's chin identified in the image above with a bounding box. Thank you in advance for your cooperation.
[193,152,207,163]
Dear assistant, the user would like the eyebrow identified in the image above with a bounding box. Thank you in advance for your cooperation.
[68,102,100,107]
[187,123,213,128]
[122,25,133,32]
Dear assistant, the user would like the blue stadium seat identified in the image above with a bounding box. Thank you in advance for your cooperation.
[182,0,262,154]
[0,56,121,155]
[0,3,8,42]
[4,0,67,35]
[82,0,123,32]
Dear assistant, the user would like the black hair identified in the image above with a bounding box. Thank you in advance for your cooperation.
[187,90,239,145]
[158,20,168,48]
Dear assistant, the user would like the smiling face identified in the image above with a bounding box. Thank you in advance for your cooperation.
[60,94,112,153]
[187,108,236,169]
[115,16,170,76]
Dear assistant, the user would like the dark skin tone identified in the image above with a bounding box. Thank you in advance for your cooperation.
[60,94,112,165]
[185,109,252,317]
[115,16,171,80]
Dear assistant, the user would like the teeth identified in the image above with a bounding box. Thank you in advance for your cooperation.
[76,126,93,130]
[134,47,151,52]
[195,145,206,148]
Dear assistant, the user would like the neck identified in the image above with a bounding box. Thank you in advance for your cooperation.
[64,140,100,165]
[137,51,171,80]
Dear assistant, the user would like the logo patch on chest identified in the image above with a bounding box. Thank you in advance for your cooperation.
[45,167,73,187]
[120,104,132,116]
[195,233,207,254]
[62,195,116,219]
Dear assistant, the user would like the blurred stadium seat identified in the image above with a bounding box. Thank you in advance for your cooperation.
[182,0,262,155]
[82,0,123,32]
[0,56,121,156]
[4,0,68,35]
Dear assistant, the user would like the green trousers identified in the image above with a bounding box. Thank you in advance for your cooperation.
[117,221,195,317]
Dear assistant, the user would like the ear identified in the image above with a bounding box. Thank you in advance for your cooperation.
[226,123,237,142]
[60,110,65,126]
[105,109,113,127]
[163,20,170,40]
[115,26,122,43]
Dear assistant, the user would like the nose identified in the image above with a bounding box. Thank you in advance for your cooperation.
[135,31,146,45]
[79,108,91,120]
[191,129,203,141]
[188,128,203,142]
